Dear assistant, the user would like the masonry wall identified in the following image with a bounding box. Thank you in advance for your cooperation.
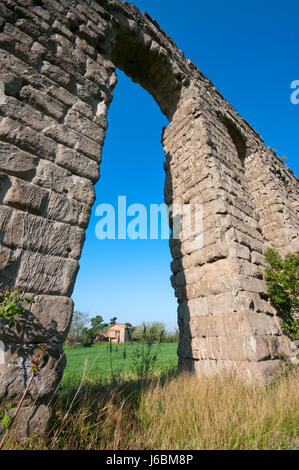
[0,0,298,436]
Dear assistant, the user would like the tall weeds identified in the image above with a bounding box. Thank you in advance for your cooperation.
[4,366,298,450]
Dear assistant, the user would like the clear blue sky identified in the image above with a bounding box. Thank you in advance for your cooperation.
[72,0,299,332]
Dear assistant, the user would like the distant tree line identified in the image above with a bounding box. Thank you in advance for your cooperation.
[65,312,179,348]
[130,322,179,343]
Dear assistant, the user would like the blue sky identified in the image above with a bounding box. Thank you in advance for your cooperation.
[72,0,299,331]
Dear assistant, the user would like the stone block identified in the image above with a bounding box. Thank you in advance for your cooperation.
[0,96,55,132]
[40,60,73,89]
[0,68,23,97]
[193,358,282,384]
[20,85,67,122]
[0,405,50,441]
[64,108,106,143]
[0,294,73,343]
[0,117,57,161]
[15,251,79,296]
[3,209,85,260]
[0,246,20,288]
[33,160,95,206]
[0,342,66,406]
[42,124,102,162]
[56,144,100,183]
[0,142,38,178]
[2,176,48,214]
[46,191,91,229]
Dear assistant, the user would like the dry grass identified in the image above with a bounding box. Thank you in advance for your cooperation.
[4,366,299,450]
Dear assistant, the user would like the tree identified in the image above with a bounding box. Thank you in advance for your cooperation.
[131,321,165,342]
[265,248,299,340]
[90,315,104,332]
[110,316,117,325]
[163,328,179,343]
[81,326,93,347]
[65,310,90,347]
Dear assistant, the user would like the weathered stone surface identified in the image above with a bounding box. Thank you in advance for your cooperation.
[55,144,100,183]
[0,95,56,133]
[0,142,38,178]
[189,334,291,362]
[15,251,79,296]
[0,405,50,441]
[42,123,103,162]
[0,117,57,161]
[0,68,23,97]
[0,342,65,405]
[185,311,282,339]
[192,358,282,385]
[0,295,73,343]
[20,85,68,122]
[2,208,85,260]
[0,245,20,288]
[46,191,91,229]
[0,0,298,438]
[33,160,95,205]
[1,175,48,214]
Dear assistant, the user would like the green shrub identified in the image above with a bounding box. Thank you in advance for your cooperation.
[0,288,33,325]
[265,248,299,340]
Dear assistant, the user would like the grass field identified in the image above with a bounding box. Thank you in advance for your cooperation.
[60,342,178,392]
[4,342,299,450]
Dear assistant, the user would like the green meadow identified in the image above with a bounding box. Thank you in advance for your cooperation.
[60,342,178,392]
[5,342,299,450]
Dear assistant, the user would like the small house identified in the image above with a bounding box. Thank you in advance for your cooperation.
[93,332,109,343]
[106,323,130,343]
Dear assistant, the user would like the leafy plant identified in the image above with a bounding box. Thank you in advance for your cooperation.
[0,288,40,450]
[270,148,288,165]
[0,288,33,325]
[0,343,47,449]
[82,331,93,348]
[0,403,15,431]
[132,325,165,382]
[265,248,299,340]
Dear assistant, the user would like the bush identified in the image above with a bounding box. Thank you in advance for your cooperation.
[265,248,299,340]
[131,325,165,381]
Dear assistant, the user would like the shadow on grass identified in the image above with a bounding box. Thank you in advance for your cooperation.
[54,364,179,411]
[40,365,180,448]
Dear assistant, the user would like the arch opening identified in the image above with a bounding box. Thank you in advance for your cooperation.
[110,13,183,119]
[71,68,178,341]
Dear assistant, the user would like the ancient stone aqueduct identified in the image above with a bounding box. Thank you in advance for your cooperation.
[0,0,298,434]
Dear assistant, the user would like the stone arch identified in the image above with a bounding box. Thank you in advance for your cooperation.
[0,0,298,435]
[218,115,247,164]
[110,15,182,119]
